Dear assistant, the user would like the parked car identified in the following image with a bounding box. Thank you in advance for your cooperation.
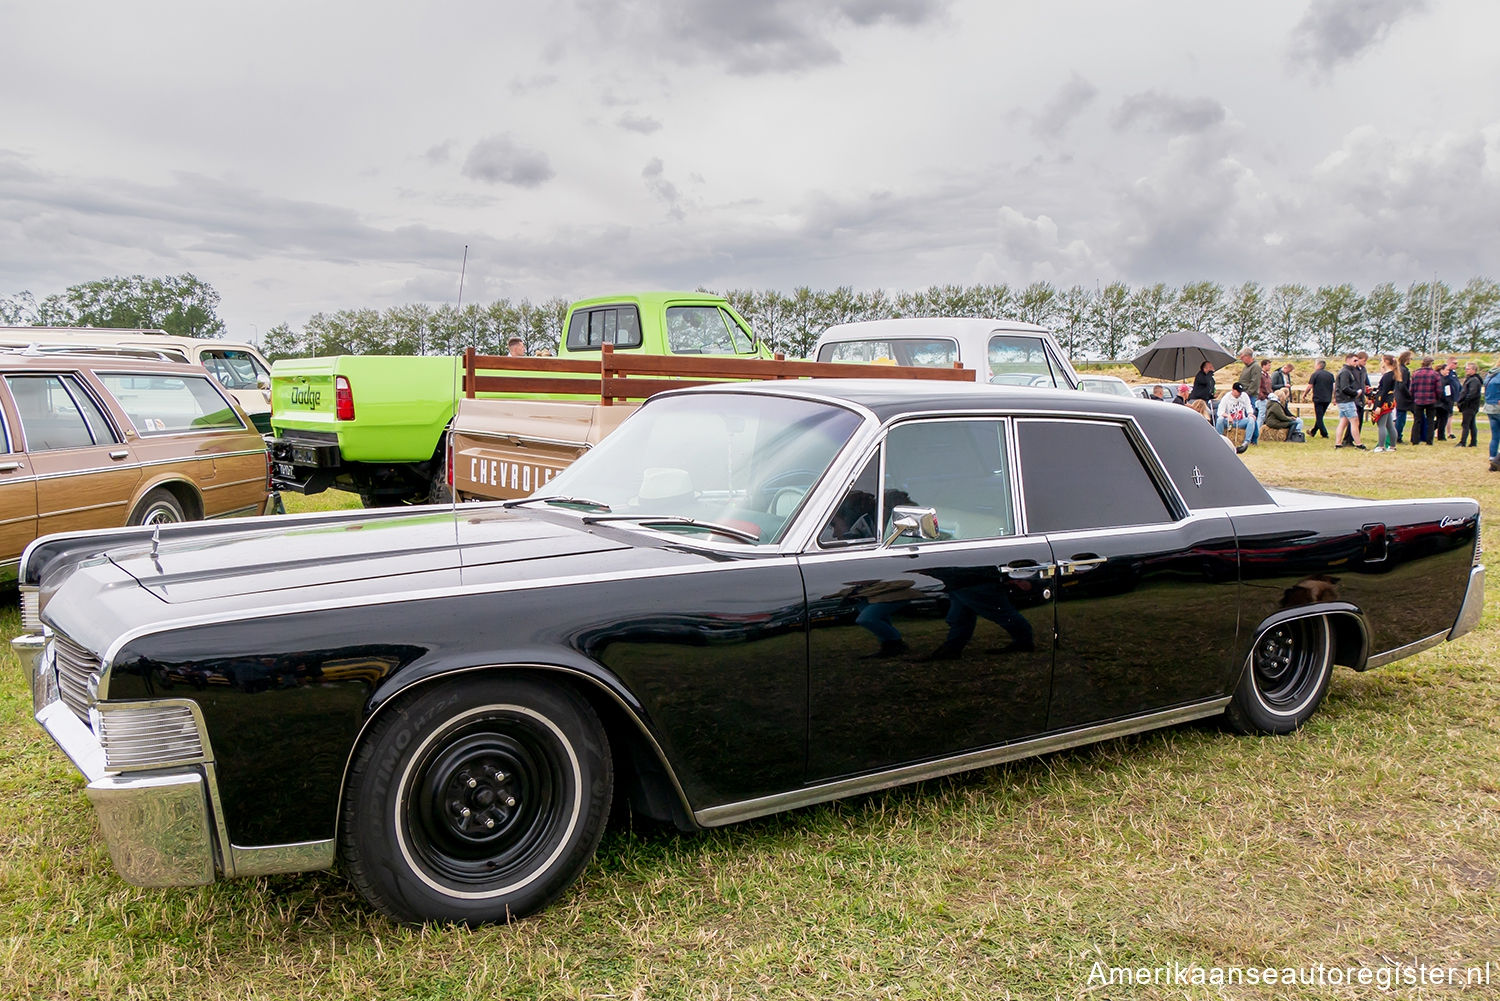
[1137,381,1188,401]
[0,348,278,583]
[813,318,1079,389]
[1077,375,1137,397]
[14,381,1482,924]
[0,328,273,433]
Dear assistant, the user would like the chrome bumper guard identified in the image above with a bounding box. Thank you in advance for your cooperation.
[13,633,215,887]
[1449,564,1485,641]
[262,491,286,517]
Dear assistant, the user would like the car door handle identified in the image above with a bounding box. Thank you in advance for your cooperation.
[1001,560,1056,579]
[1058,555,1108,575]
[108,449,131,460]
[0,460,21,472]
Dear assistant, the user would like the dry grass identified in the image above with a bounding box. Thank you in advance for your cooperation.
[1,439,1496,999]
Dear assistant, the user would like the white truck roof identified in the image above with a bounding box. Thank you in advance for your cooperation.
[812,317,1079,389]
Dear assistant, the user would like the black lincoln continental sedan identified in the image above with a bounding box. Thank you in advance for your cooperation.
[13,381,1484,924]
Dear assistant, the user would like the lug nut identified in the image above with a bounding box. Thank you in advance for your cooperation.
[466,777,478,789]
[505,796,516,807]
[484,817,495,829]
[460,806,471,819]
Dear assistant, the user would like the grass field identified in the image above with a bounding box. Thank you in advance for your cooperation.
[1,445,1497,1000]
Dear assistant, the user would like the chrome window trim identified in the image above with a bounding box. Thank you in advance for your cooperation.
[694,697,1231,827]
[1012,415,1187,533]
[0,402,10,453]
[805,415,1023,553]
[3,370,122,452]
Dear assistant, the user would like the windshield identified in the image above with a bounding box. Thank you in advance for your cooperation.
[542,393,864,543]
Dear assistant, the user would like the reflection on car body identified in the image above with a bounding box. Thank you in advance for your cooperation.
[13,380,1484,925]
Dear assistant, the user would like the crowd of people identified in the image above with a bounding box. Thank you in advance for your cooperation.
[1157,348,1500,469]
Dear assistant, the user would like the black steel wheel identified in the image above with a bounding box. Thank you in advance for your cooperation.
[1226,616,1334,734]
[341,676,612,924]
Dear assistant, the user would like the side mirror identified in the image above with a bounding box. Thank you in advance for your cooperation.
[882,505,940,547]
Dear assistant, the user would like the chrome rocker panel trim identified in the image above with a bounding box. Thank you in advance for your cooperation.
[694,697,1231,827]
[1364,631,1449,671]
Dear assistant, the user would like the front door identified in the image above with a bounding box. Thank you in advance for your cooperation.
[804,417,1056,780]
[1013,418,1240,730]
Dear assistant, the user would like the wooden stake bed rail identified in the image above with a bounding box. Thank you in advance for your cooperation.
[462,343,975,405]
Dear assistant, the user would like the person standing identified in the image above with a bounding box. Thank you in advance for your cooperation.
[1408,355,1440,445]
[1333,352,1367,450]
[1305,359,1335,438]
[1372,354,1398,452]
[507,336,527,357]
[1236,349,1263,427]
[1439,362,1462,439]
[1271,362,1295,395]
[1189,360,1217,413]
[1485,363,1500,471]
[1456,361,1484,447]
[1393,349,1413,443]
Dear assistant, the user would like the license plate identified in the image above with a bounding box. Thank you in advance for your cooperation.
[274,462,296,479]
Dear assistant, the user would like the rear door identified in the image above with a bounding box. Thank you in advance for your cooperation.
[1013,417,1240,730]
[4,371,142,534]
[0,386,38,570]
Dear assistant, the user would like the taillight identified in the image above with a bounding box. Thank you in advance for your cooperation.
[446,431,454,488]
[335,376,355,421]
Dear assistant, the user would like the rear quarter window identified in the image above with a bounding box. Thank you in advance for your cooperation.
[565,306,643,351]
[1018,419,1174,533]
[816,337,958,367]
[96,373,244,434]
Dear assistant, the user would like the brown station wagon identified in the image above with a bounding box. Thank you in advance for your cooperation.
[0,350,278,583]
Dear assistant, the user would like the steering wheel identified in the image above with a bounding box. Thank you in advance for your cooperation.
[750,467,817,512]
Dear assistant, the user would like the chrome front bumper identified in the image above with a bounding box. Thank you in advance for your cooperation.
[13,633,216,887]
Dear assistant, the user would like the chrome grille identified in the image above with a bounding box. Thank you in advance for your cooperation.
[19,587,41,633]
[53,634,102,722]
[96,702,207,770]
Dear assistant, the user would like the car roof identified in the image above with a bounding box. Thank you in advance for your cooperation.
[569,291,731,311]
[667,378,1272,511]
[0,349,212,374]
[816,317,1053,341]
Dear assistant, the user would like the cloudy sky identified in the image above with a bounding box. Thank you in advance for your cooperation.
[2,0,1497,340]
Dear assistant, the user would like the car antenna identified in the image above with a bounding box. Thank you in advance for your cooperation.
[450,245,468,518]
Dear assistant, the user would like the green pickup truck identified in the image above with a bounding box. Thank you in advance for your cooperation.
[267,292,770,506]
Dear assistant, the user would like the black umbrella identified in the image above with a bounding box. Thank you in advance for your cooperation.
[1131,329,1235,381]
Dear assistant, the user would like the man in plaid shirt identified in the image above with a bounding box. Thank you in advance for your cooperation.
[1408,355,1441,445]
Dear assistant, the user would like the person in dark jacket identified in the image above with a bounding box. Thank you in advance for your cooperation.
[1409,356,1441,445]
[1432,362,1455,440]
[1457,361,1484,447]
[1333,352,1367,450]
[1372,354,1398,451]
[1189,361,1217,403]
[1394,349,1413,443]
[1304,359,1335,438]
[1439,362,1462,440]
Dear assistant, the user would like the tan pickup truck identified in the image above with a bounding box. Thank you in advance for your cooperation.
[449,345,976,501]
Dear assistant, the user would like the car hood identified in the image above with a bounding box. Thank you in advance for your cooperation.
[104,506,631,604]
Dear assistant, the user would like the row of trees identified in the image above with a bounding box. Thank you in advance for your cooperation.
[6,275,1499,361]
[0,274,225,338]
